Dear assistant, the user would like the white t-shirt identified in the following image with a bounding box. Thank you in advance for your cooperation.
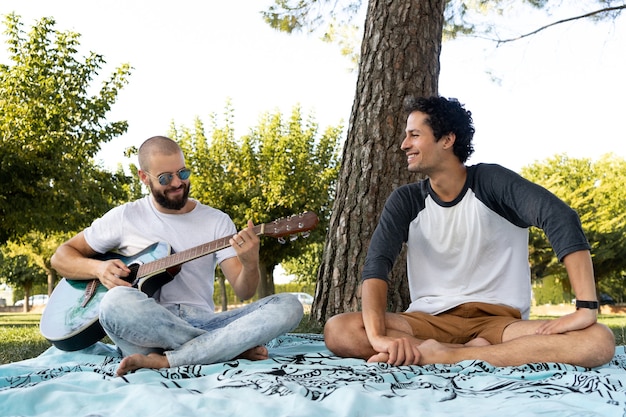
[83,196,237,312]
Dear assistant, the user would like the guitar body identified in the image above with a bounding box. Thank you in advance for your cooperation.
[40,242,173,351]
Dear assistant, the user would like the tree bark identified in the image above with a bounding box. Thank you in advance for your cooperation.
[313,0,445,323]
[46,268,57,297]
[219,275,228,311]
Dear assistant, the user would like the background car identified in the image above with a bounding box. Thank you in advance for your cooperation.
[599,293,616,306]
[289,292,314,306]
[14,294,49,307]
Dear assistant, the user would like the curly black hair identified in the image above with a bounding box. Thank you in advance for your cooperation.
[403,96,475,163]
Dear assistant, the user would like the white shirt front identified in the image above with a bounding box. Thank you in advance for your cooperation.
[84,196,237,312]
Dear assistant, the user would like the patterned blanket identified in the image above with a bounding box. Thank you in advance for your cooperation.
[1,334,625,416]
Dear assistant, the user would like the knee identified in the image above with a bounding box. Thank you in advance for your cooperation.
[591,323,616,365]
[101,286,139,309]
[282,293,305,327]
[323,313,355,353]
[100,287,145,325]
[269,293,304,330]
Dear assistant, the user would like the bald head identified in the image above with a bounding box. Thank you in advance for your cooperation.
[138,136,183,172]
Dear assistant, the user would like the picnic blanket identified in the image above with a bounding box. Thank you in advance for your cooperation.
[1,334,625,416]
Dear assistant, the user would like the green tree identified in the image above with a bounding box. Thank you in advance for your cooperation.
[521,154,626,295]
[0,231,69,308]
[0,14,133,243]
[282,242,324,284]
[263,0,625,323]
[0,242,47,311]
[171,104,342,298]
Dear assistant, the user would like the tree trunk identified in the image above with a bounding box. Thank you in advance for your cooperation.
[313,0,445,324]
[22,283,32,313]
[219,275,228,311]
[46,268,57,297]
[257,262,275,298]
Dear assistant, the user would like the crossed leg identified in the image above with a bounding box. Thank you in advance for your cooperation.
[324,311,615,368]
[116,345,269,376]
[324,311,484,364]
[417,319,615,368]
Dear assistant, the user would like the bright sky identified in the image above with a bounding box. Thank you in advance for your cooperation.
[1,0,625,174]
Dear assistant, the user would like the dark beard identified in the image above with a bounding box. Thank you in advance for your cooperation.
[151,181,190,210]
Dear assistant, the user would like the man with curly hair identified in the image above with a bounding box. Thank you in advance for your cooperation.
[324,96,615,368]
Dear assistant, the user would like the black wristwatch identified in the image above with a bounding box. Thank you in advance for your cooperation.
[575,300,599,310]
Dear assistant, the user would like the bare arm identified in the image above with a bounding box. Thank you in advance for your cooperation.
[361,278,389,343]
[362,278,420,365]
[50,231,132,289]
[536,250,598,335]
[220,220,261,300]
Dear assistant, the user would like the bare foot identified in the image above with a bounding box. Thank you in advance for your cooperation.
[236,345,269,361]
[416,339,452,365]
[367,352,391,363]
[116,352,169,377]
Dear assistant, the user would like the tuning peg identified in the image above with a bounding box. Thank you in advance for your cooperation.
[289,234,298,242]
[278,237,286,244]
[301,231,310,239]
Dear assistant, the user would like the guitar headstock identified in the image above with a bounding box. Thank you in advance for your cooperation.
[262,212,319,242]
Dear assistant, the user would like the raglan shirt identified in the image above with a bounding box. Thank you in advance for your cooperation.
[362,163,591,319]
[83,196,237,312]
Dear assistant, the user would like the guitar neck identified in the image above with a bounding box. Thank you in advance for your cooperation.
[137,223,266,278]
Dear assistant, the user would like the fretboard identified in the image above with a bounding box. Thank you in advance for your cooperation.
[135,224,265,278]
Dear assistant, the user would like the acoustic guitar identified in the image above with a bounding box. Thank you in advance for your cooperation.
[40,212,319,351]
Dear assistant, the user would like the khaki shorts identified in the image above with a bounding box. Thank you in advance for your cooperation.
[400,302,522,345]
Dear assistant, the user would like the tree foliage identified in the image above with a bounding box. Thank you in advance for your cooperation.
[282,241,324,284]
[263,0,625,63]
[0,231,71,309]
[0,240,47,311]
[521,154,626,288]
[0,14,134,243]
[169,104,342,297]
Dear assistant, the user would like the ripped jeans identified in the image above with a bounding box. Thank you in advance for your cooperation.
[99,286,304,367]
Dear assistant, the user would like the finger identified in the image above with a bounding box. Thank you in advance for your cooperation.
[230,236,245,248]
[398,342,415,366]
[241,220,260,241]
[239,229,258,245]
[401,345,416,366]
[387,343,402,366]
[109,269,132,287]
[111,259,131,273]
[412,345,421,365]
[535,322,553,335]
[113,263,133,281]
[393,348,406,366]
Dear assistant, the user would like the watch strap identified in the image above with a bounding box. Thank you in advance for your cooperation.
[575,300,599,310]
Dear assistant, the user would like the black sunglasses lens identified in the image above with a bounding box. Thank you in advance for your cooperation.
[157,173,173,185]
[178,169,191,180]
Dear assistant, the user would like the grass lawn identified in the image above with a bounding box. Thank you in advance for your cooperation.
[0,314,51,365]
[1,312,624,365]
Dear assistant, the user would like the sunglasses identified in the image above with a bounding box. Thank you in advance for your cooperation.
[145,168,191,186]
